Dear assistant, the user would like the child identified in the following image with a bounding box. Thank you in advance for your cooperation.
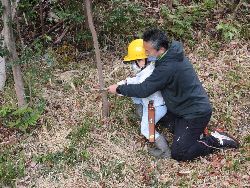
[117,39,171,158]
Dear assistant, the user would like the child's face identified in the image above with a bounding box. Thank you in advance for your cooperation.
[136,59,146,68]
[130,59,146,73]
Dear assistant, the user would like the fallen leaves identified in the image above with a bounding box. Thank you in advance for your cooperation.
[177,170,192,176]
[1,40,249,187]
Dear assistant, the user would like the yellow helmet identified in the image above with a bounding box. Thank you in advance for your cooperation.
[123,39,147,62]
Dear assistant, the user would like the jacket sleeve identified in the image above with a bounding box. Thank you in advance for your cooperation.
[117,80,126,85]
[126,76,139,85]
[119,63,174,98]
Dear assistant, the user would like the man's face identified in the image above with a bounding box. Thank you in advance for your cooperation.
[143,41,161,58]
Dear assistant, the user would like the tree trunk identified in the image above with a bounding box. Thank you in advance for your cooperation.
[166,0,173,9]
[39,0,45,37]
[0,30,6,91]
[2,0,26,107]
[84,0,109,117]
[0,58,6,91]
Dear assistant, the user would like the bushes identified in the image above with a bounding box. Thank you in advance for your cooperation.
[94,0,152,47]
[216,22,240,41]
[159,0,215,42]
[0,102,44,132]
[9,0,248,52]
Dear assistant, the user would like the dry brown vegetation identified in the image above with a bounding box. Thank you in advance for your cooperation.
[0,0,249,187]
[2,40,246,187]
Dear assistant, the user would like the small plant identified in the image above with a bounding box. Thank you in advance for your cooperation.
[100,160,126,181]
[0,102,44,132]
[36,146,89,167]
[245,135,250,144]
[36,118,92,168]
[0,151,25,186]
[67,119,91,144]
[203,0,217,10]
[216,22,239,41]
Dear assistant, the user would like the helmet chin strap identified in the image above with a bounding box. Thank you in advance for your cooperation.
[132,58,148,73]
[140,58,148,71]
[131,62,142,73]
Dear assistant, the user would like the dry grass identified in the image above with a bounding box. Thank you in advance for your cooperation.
[1,40,249,187]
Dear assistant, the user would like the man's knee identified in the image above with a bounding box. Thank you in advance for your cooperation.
[171,150,194,161]
[171,145,184,161]
[171,143,196,161]
[171,146,199,161]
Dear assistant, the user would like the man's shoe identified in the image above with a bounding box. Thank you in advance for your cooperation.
[211,130,240,149]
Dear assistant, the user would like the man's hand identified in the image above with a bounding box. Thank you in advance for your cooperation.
[108,84,118,94]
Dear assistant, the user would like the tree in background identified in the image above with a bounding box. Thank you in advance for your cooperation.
[0,30,6,91]
[84,0,109,117]
[1,0,26,107]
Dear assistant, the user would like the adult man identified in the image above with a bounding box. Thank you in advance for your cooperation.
[108,29,239,161]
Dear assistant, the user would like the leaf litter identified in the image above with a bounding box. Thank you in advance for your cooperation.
[2,40,249,187]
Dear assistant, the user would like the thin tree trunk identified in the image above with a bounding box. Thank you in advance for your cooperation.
[39,0,45,37]
[162,0,172,10]
[2,0,26,107]
[0,59,6,91]
[84,0,109,117]
[232,0,243,19]
[0,29,6,91]
[166,0,173,9]
[16,17,24,48]
[0,58,6,91]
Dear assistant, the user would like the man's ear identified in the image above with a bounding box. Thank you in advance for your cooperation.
[159,47,167,54]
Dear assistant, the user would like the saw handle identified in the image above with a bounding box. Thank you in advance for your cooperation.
[148,100,155,143]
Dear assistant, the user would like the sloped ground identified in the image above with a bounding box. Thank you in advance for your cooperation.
[3,40,250,187]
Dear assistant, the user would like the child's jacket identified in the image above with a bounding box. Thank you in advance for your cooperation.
[124,62,165,107]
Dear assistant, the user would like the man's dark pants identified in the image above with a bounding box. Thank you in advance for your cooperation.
[159,111,216,161]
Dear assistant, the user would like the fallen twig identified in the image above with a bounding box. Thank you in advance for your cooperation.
[54,26,70,44]
[33,20,64,39]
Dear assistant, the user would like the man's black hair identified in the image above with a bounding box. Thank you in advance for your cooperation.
[142,28,169,51]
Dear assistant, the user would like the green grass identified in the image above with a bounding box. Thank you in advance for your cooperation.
[35,118,92,169]
[35,146,89,167]
[0,150,25,187]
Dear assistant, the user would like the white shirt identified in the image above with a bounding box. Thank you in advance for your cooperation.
[118,62,165,107]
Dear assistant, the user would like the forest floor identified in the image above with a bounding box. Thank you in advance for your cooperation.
[1,39,249,187]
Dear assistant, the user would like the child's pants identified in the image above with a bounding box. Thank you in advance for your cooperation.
[141,104,167,140]
[131,97,142,104]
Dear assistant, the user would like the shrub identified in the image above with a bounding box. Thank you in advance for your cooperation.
[0,102,44,132]
[0,151,25,186]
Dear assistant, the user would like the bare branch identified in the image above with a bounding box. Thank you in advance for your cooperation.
[54,26,69,44]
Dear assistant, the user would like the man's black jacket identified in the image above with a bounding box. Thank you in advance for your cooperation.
[118,41,212,119]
